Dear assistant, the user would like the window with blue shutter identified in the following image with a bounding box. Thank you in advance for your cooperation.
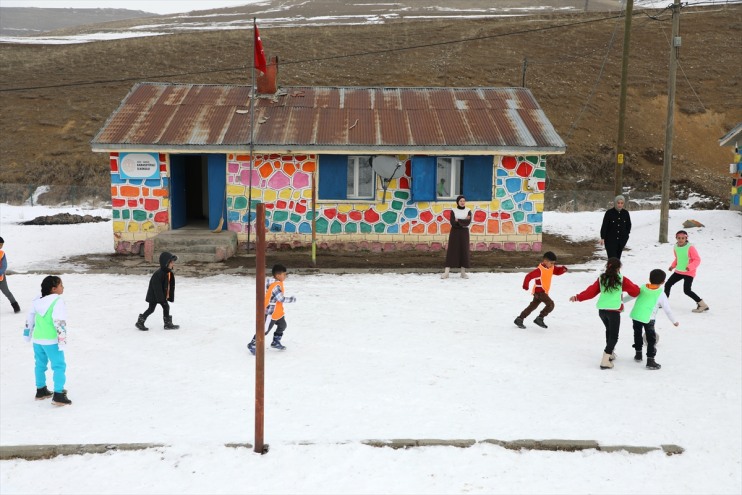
[410,156,436,201]
[318,154,348,200]
[462,155,493,201]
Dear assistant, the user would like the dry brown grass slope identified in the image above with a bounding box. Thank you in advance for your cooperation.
[0,6,740,203]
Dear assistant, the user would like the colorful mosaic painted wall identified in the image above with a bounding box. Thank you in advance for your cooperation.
[730,148,742,211]
[109,152,170,254]
[225,153,546,252]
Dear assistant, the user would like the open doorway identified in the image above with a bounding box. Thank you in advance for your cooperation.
[169,154,226,230]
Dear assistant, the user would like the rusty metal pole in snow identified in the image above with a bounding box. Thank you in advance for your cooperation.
[254,203,266,454]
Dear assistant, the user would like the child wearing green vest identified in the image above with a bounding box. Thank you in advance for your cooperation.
[570,257,640,370]
[625,269,679,370]
[24,275,71,406]
[665,230,708,313]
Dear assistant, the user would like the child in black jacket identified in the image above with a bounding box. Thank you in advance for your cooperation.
[136,251,179,330]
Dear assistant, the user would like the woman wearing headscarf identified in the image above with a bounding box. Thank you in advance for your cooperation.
[600,195,632,259]
[442,195,472,279]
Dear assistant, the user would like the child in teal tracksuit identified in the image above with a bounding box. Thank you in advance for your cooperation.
[625,269,679,370]
[24,275,71,406]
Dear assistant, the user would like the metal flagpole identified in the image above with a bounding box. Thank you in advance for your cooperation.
[247,18,257,252]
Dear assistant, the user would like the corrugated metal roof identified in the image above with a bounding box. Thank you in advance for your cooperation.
[92,83,566,154]
[719,122,742,147]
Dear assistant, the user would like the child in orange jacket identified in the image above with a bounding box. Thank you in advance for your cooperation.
[248,264,296,355]
[514,251,568,329]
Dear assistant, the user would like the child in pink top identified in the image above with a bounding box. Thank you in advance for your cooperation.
[665,230,708,313]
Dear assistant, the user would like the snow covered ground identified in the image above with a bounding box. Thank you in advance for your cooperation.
[0,203,740,494]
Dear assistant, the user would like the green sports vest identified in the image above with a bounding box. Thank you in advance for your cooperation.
[630,285,663,324]
[597,274,623,310]
[32,297,59,340]
[674,243,691,272]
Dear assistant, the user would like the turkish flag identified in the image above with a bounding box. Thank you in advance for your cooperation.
[254,21,267,74]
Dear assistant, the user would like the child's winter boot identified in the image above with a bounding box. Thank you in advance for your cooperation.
[163,316,180,330]
[135,314,149,331]
[692,300,709,313]
[514,317,526,329]
[600,352,614,370]
[646,358,662,370]
[634,350,643,362]
[460,267,469,279]
[52,390,72,406]
[35,386,53,400]
[533,316,548,328]
[247,337,257,355]
[11,302,21,313]
[271,336,286,350]
[441,267,450,279]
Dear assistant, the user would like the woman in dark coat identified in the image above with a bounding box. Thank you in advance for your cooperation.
[442,195,472,279]
[600,195,632,259]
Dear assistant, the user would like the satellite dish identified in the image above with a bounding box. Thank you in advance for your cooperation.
[371,156,404,204]
[372,156,404,180]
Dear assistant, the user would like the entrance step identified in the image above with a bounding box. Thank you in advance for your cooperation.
[153,230,237,263]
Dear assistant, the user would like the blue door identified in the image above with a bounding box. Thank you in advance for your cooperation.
[207,154,227,231]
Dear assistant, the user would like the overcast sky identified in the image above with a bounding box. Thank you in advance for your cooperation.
[0,0,263,15]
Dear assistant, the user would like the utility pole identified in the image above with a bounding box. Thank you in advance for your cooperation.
[614,0,634,198]
[659,0,681,243]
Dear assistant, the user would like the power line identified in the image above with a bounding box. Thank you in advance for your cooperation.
[0,13,626,93]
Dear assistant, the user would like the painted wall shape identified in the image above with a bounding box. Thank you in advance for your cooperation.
[225,153,546,252]
[109,152,170,253]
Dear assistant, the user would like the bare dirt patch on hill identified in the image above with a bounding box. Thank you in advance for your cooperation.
[0,5,740,204]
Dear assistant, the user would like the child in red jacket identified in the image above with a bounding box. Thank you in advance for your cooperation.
[570,257,640,370]
[514,251,568,329]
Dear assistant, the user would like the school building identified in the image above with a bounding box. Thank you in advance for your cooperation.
[92,68,566,260]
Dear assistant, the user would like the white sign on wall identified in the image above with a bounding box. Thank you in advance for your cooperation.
[119,152,160,179]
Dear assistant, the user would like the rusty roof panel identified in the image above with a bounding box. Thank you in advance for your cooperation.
[491,111,521,147]
[346,111,376,145]
[436,109,472,145]
[343,88,371,109]
[428,89,455,110]
[315,108,347,144]
[400,90,429,110]
[407,109,442,146]
[124,83,159,106]
[466,110,504,146]
[254,106,287,144]
[284,108,316,145]
[222,112,250,145]
[314,89,339,110]
[157,104,202,144]
[92,83,565,153]
[379,89,402,110]
[378,110,409,146]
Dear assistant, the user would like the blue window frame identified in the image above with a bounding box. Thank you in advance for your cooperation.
[411,155,493,201]
[318,154,375,200]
